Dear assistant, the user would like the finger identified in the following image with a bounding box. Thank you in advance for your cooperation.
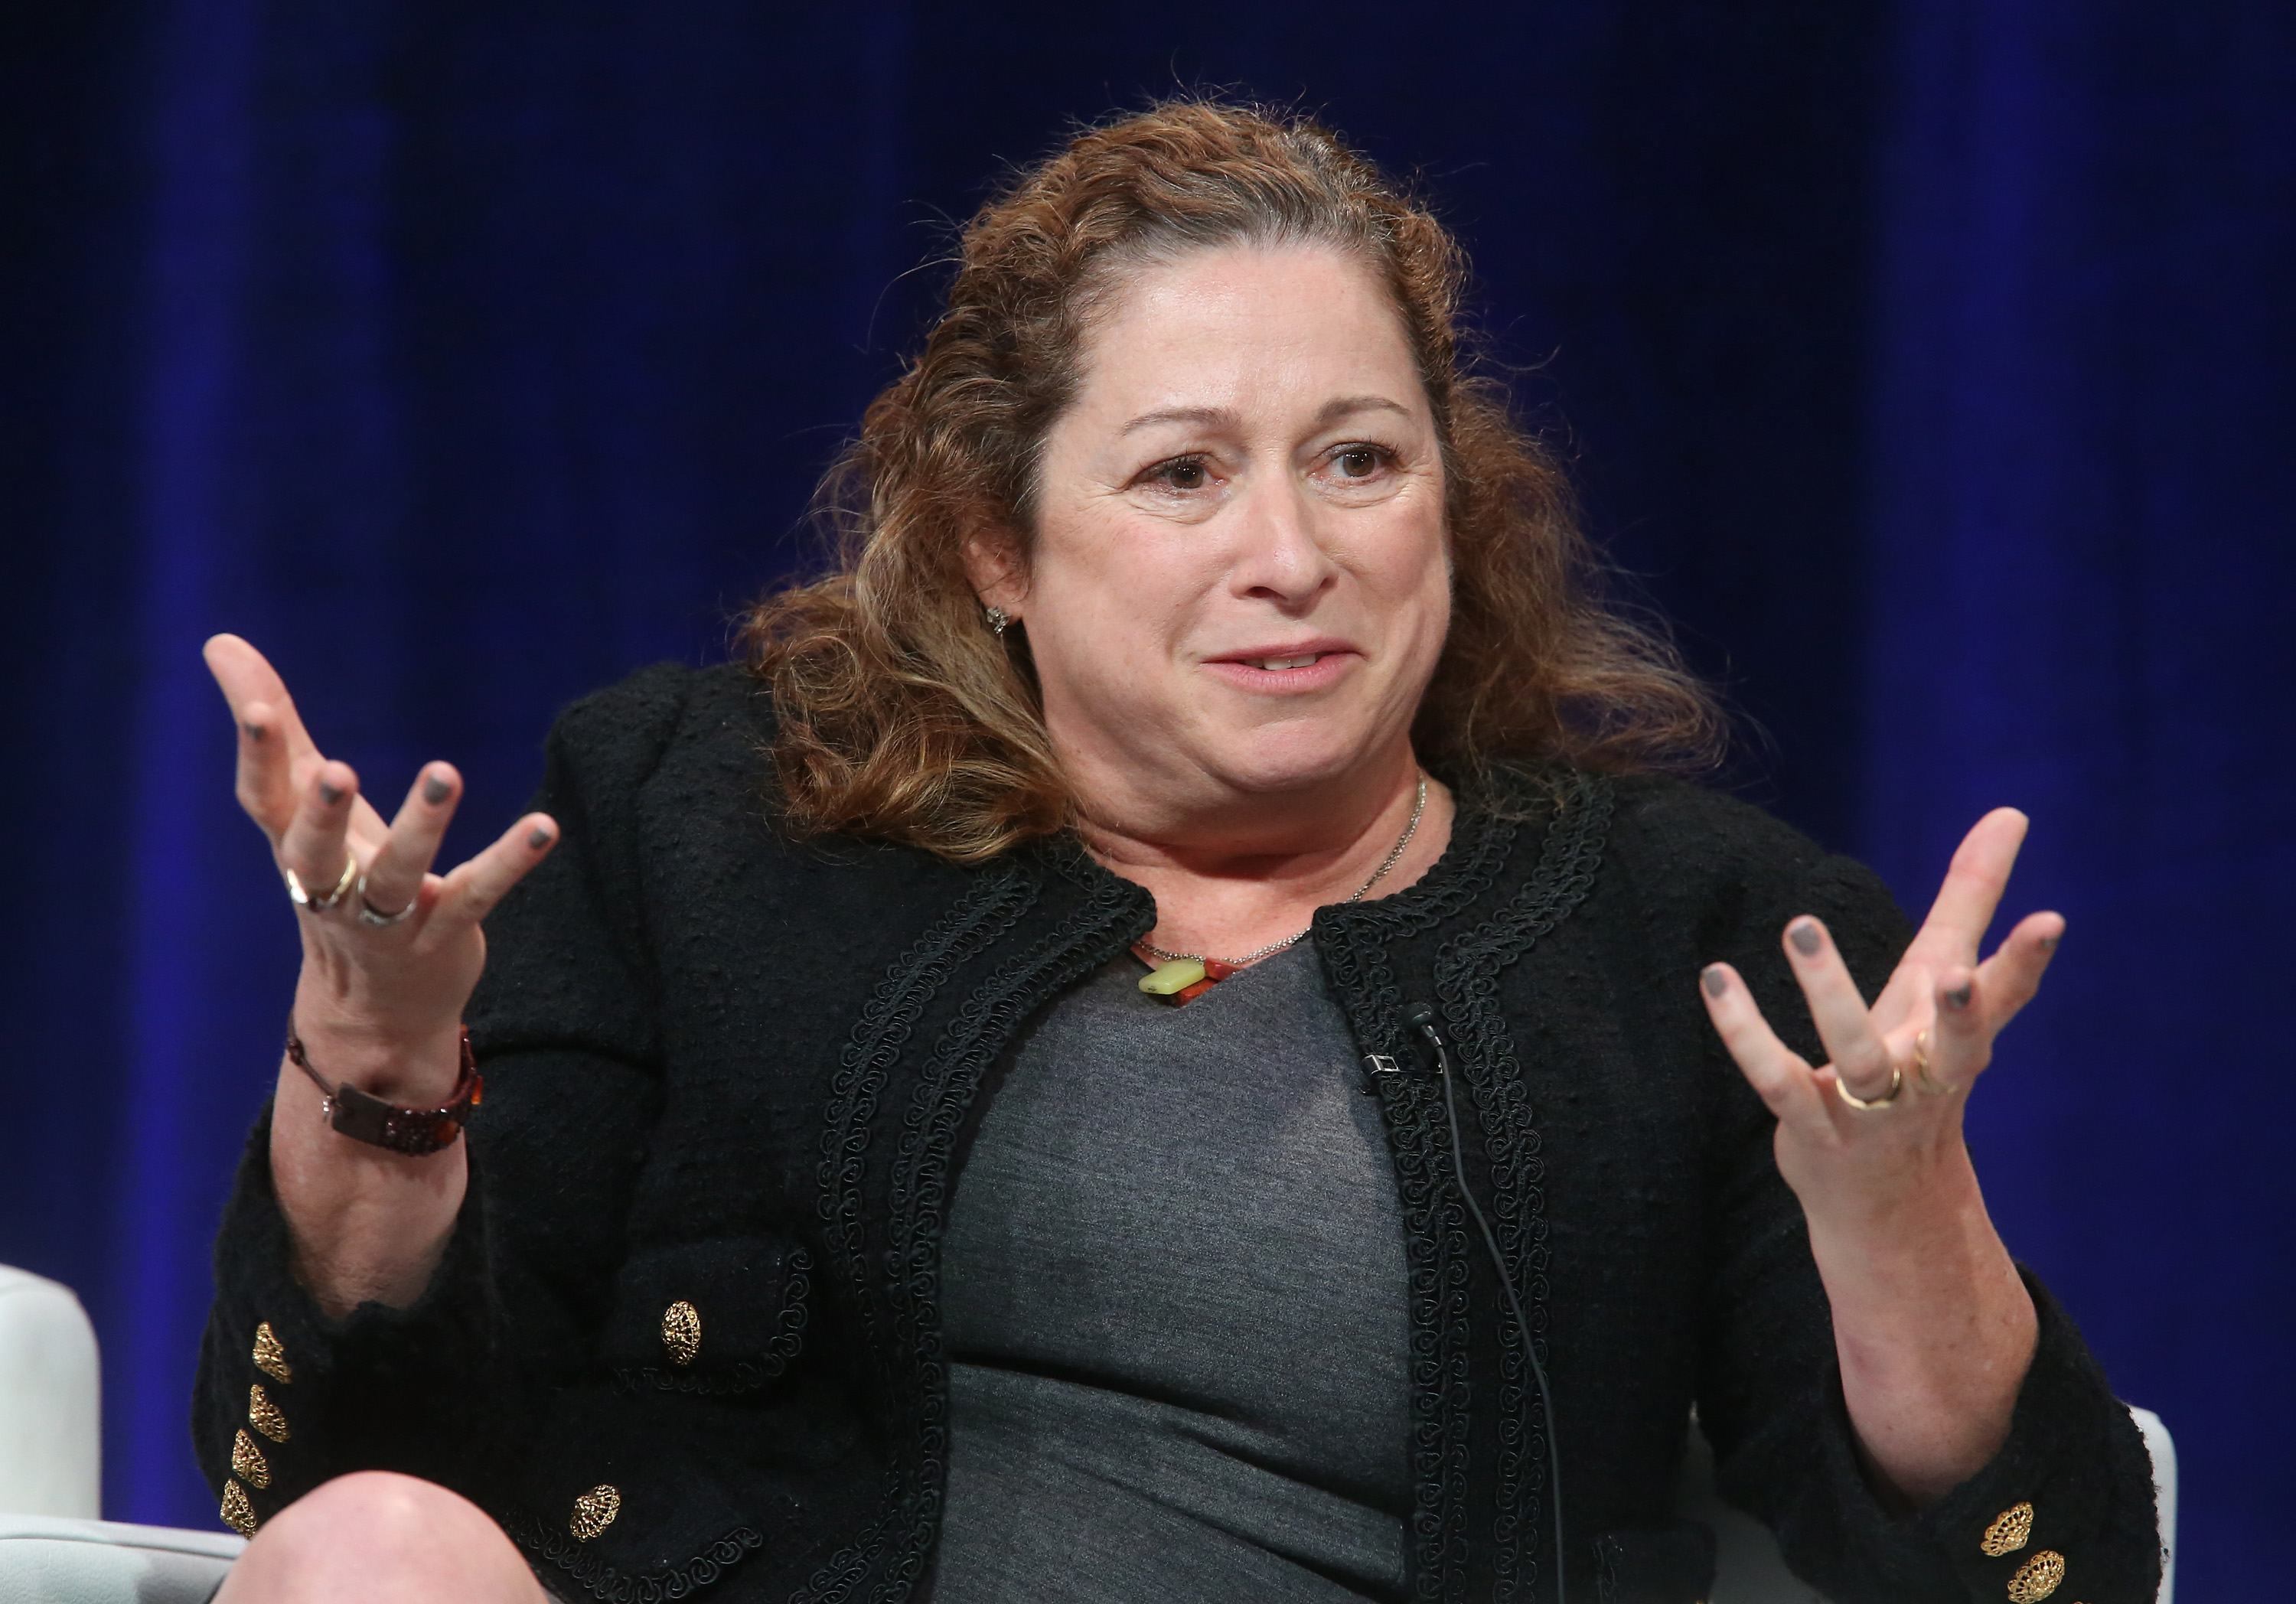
[1926,963,1989,1091]
[231,698,298,839]
[1781,916,1898,1102]
[358,764,465,921]
[427,813,559,931]
[204,634,325,771]
[279,760,363,909]
[1970,910,2065,1034]
[206,636,393,847]
[1698,963,1830,1132]
[1906,807,2030,969]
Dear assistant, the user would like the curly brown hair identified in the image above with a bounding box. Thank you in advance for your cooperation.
[742,98,1721,863]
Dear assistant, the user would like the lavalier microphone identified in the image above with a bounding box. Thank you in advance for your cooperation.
[1408,1002,1569,1604]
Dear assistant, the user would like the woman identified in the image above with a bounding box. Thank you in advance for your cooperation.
[195,103,2158,1603]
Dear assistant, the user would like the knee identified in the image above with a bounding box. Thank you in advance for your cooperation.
[219,1472,536,1602]
[285,1470,487,1542]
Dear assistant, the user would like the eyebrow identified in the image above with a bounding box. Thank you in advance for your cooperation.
[1117,394,1414,436]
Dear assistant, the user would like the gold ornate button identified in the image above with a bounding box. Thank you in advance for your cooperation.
[2006,1550,2066,1602]
[661,1300,701,1367]
[220,1478,257,1537]
[230,1429,271,1490]
[247,1384,289,1443]
[251,1322,292,1385]
[1981,1501,2033,1557]
[569,1484,621,1543]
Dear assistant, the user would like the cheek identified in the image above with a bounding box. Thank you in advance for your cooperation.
[1364,500,1452,622]
[1399,568,1453,683]
[1025,522,1200,690]
[1032,504,1224,628]
[1376,517,1454,691]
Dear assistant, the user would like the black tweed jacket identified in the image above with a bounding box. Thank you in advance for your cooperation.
[195,662,2161,1604]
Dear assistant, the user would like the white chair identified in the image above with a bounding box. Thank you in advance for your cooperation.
[1679,1407,2178,1603]
[0,1267,101,1519]
[0,1267,245,1602]
[0,1514,243,1604]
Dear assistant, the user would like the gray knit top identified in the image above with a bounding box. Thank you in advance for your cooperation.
[934,945,1412,1602]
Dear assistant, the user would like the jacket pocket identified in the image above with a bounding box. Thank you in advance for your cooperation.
[602,1235,812,1396]
[504,1388,787,1602]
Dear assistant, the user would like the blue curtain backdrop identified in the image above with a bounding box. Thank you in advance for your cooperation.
[2,0,2287,1591]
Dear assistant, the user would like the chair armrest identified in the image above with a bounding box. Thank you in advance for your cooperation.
[0,1267,102,1518]
[0,1514,243,1604]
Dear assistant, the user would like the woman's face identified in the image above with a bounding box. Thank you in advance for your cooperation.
[989,243,1451,826]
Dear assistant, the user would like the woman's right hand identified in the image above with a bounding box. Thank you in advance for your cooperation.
[204,634,558,1101]
[205,634,558,1313]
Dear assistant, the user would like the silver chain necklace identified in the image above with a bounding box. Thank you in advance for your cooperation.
[1136,773,1430,970]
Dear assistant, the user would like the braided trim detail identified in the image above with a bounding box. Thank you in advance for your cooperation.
[794,857,1150,1604]
[1319,807,1517,1604]
[612,1250,813,1397]
[815,868,1038,1400]
[1433,771,1613,1600]
[504,1511,763,1603]
[872,872,1150,1602]
[1384,1062,1479,1603]
[1321,807,1518,1052]
[787,1478,889,1604]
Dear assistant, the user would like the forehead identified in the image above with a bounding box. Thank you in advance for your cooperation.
[1070,242,1423,420]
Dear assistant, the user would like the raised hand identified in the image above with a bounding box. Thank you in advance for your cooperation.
[1697,807,2062,1210]
[1694,808,2059,1505]
[204,634,559,1312]
[204,634,558,1100]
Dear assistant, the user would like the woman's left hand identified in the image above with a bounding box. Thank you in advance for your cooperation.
[1700,806,2063,1214]
[1697,807,2060,1505]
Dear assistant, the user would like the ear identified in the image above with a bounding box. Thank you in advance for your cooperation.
[961,530,1028,620]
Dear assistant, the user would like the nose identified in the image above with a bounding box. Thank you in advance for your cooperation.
[1227,475,1336,611]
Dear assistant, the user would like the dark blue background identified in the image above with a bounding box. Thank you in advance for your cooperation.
[3,0,2288,1592]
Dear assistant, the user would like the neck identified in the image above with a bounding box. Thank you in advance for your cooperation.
[1074,747,1454,962]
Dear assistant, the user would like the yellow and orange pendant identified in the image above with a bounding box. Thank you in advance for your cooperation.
[1136,954,1239,1006]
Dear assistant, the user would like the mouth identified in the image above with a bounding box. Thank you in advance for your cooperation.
[1202,641,1359,692]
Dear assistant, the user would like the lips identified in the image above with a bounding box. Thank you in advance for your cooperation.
[1208,637,1355,669]
[1202,640,1360,692]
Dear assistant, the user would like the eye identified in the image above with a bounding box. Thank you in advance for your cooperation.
[1142,455,1212,492]
[1324,443,1395,484]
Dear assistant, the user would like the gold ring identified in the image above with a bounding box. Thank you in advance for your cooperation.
[1833,1062,1903,1110]
[285,856,358,913]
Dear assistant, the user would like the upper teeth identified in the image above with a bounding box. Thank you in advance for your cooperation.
[1254,655,1319,670]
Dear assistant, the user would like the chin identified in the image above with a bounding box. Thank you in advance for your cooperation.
[1201,725,1386,794]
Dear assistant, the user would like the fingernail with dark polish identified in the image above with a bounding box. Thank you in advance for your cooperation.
[2040,934,2060,953]
[1789,921,1821,957]
[527,826,553,850]
[1701,966,1728,998]
[423,774,451,805]
[318,781,344,806]
[1945,983,1973,1010]
[243,722,266,741]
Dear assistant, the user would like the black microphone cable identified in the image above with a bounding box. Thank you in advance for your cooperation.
[1407,1005,1568,1604]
